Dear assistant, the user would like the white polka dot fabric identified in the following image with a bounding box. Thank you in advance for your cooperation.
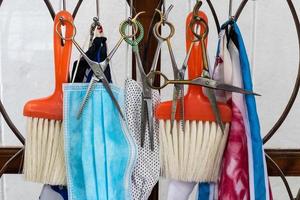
[125,79,160,200]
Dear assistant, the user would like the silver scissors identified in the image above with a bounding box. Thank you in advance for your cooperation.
[57,16,139,120]
[147,71,260,96]
[152,7,186,133]
[120,14,156,151]
[190,8,226,133]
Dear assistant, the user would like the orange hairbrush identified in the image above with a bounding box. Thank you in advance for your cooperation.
[157,7,232,182]
[23,11,73,185]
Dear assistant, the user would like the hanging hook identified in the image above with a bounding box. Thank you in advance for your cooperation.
[63,0,66,11]
[130,0,134,18]
[229,0,233,18]
[162,0,166,16]
[96,0,100,20]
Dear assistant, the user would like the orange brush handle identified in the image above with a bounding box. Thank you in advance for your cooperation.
[23,11,74,120]
[156,11,232,122]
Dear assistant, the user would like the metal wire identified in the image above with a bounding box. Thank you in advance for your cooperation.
[266,153,294,200]
[96,0,100,19]
[263,0,300,145]
[229,0,233,18]
[72,0,83,19]
[62,0,66,10]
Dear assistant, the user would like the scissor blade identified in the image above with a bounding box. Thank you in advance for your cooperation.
[140,99,147,148]
[216,83,261,96]
[145,98,154,151]
[206,88,225,134]
[170,86,180,133]
[76,76,98,119]
[101,78,125,120]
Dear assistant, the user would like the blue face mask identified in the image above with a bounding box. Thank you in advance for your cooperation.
[63,83,137,200]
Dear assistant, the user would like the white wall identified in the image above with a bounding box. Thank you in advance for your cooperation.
[0,0,300,199]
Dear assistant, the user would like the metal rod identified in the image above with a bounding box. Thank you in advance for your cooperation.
[63,0,66,10]
[0,100,25,144]
[266,153,294,200]
[96,0,100,19]
[72,0,83,19]
[43,0,55,20]
[130,0,133,18]
[206,0,221,33]
[263,0,300,144]
[229,0,233,18]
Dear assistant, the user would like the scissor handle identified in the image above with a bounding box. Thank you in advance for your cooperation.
[120,12,145,49]
[55,17,77,41]
[147,71,170,90]
[190,16,209,42]
[154,20,175,41]
[153,8,176,41]
[56,17,139,41]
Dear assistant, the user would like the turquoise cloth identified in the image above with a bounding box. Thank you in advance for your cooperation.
[63,83,137,200]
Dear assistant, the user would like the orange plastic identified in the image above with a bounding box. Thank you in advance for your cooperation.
[23,11,74,120]
[156,11,232,122]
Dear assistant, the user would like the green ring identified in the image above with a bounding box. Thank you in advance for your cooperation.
[120,19,144,51]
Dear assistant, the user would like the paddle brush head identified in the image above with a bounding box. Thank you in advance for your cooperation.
[155,11,232,123]
[23,11,74,121]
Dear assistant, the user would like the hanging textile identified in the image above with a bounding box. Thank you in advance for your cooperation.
[39,185,68,200]
[198,20,272,200]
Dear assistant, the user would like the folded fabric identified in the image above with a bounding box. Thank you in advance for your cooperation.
[125,79,160,200]
[167,180,196,200]
[63,83,137,200]
[198,20,272,200]
[39,185,68,200]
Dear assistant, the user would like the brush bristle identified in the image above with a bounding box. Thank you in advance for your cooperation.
[23,117,66,185]
[160,120,229,182]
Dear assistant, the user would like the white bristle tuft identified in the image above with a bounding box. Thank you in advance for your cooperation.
[23,117,66,185]
[160,119,230,183]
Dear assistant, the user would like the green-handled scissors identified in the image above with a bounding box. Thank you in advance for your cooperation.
[120,13,156,151]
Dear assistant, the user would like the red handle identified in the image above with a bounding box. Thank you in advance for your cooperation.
[186,11,208,99]
[53,11,74,94]
[23,11,74,120]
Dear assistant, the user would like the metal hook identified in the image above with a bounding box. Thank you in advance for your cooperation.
[162,0,166,15]
[130,0,134,18]
[62,0,66,11]
[96,0,100,19]
[229,0,233,18]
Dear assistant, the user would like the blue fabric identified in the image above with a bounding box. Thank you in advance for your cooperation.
[39,185,68,200]
[232,22,267,199]
[198,183,210,200]
[63,83,137,200]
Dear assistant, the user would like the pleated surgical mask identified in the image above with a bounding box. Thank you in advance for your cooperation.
[63,83,137,200]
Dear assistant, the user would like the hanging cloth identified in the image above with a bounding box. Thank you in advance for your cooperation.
[71,36,112,83]
[198,20,272,200]
[39,185,68,200]
[125,79,160,200]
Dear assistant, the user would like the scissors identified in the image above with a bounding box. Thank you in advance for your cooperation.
[152,5,199,133]
[190,5,227,133]
[147,71,260,96]
[57,15,140,120]
[120,14,156,151]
